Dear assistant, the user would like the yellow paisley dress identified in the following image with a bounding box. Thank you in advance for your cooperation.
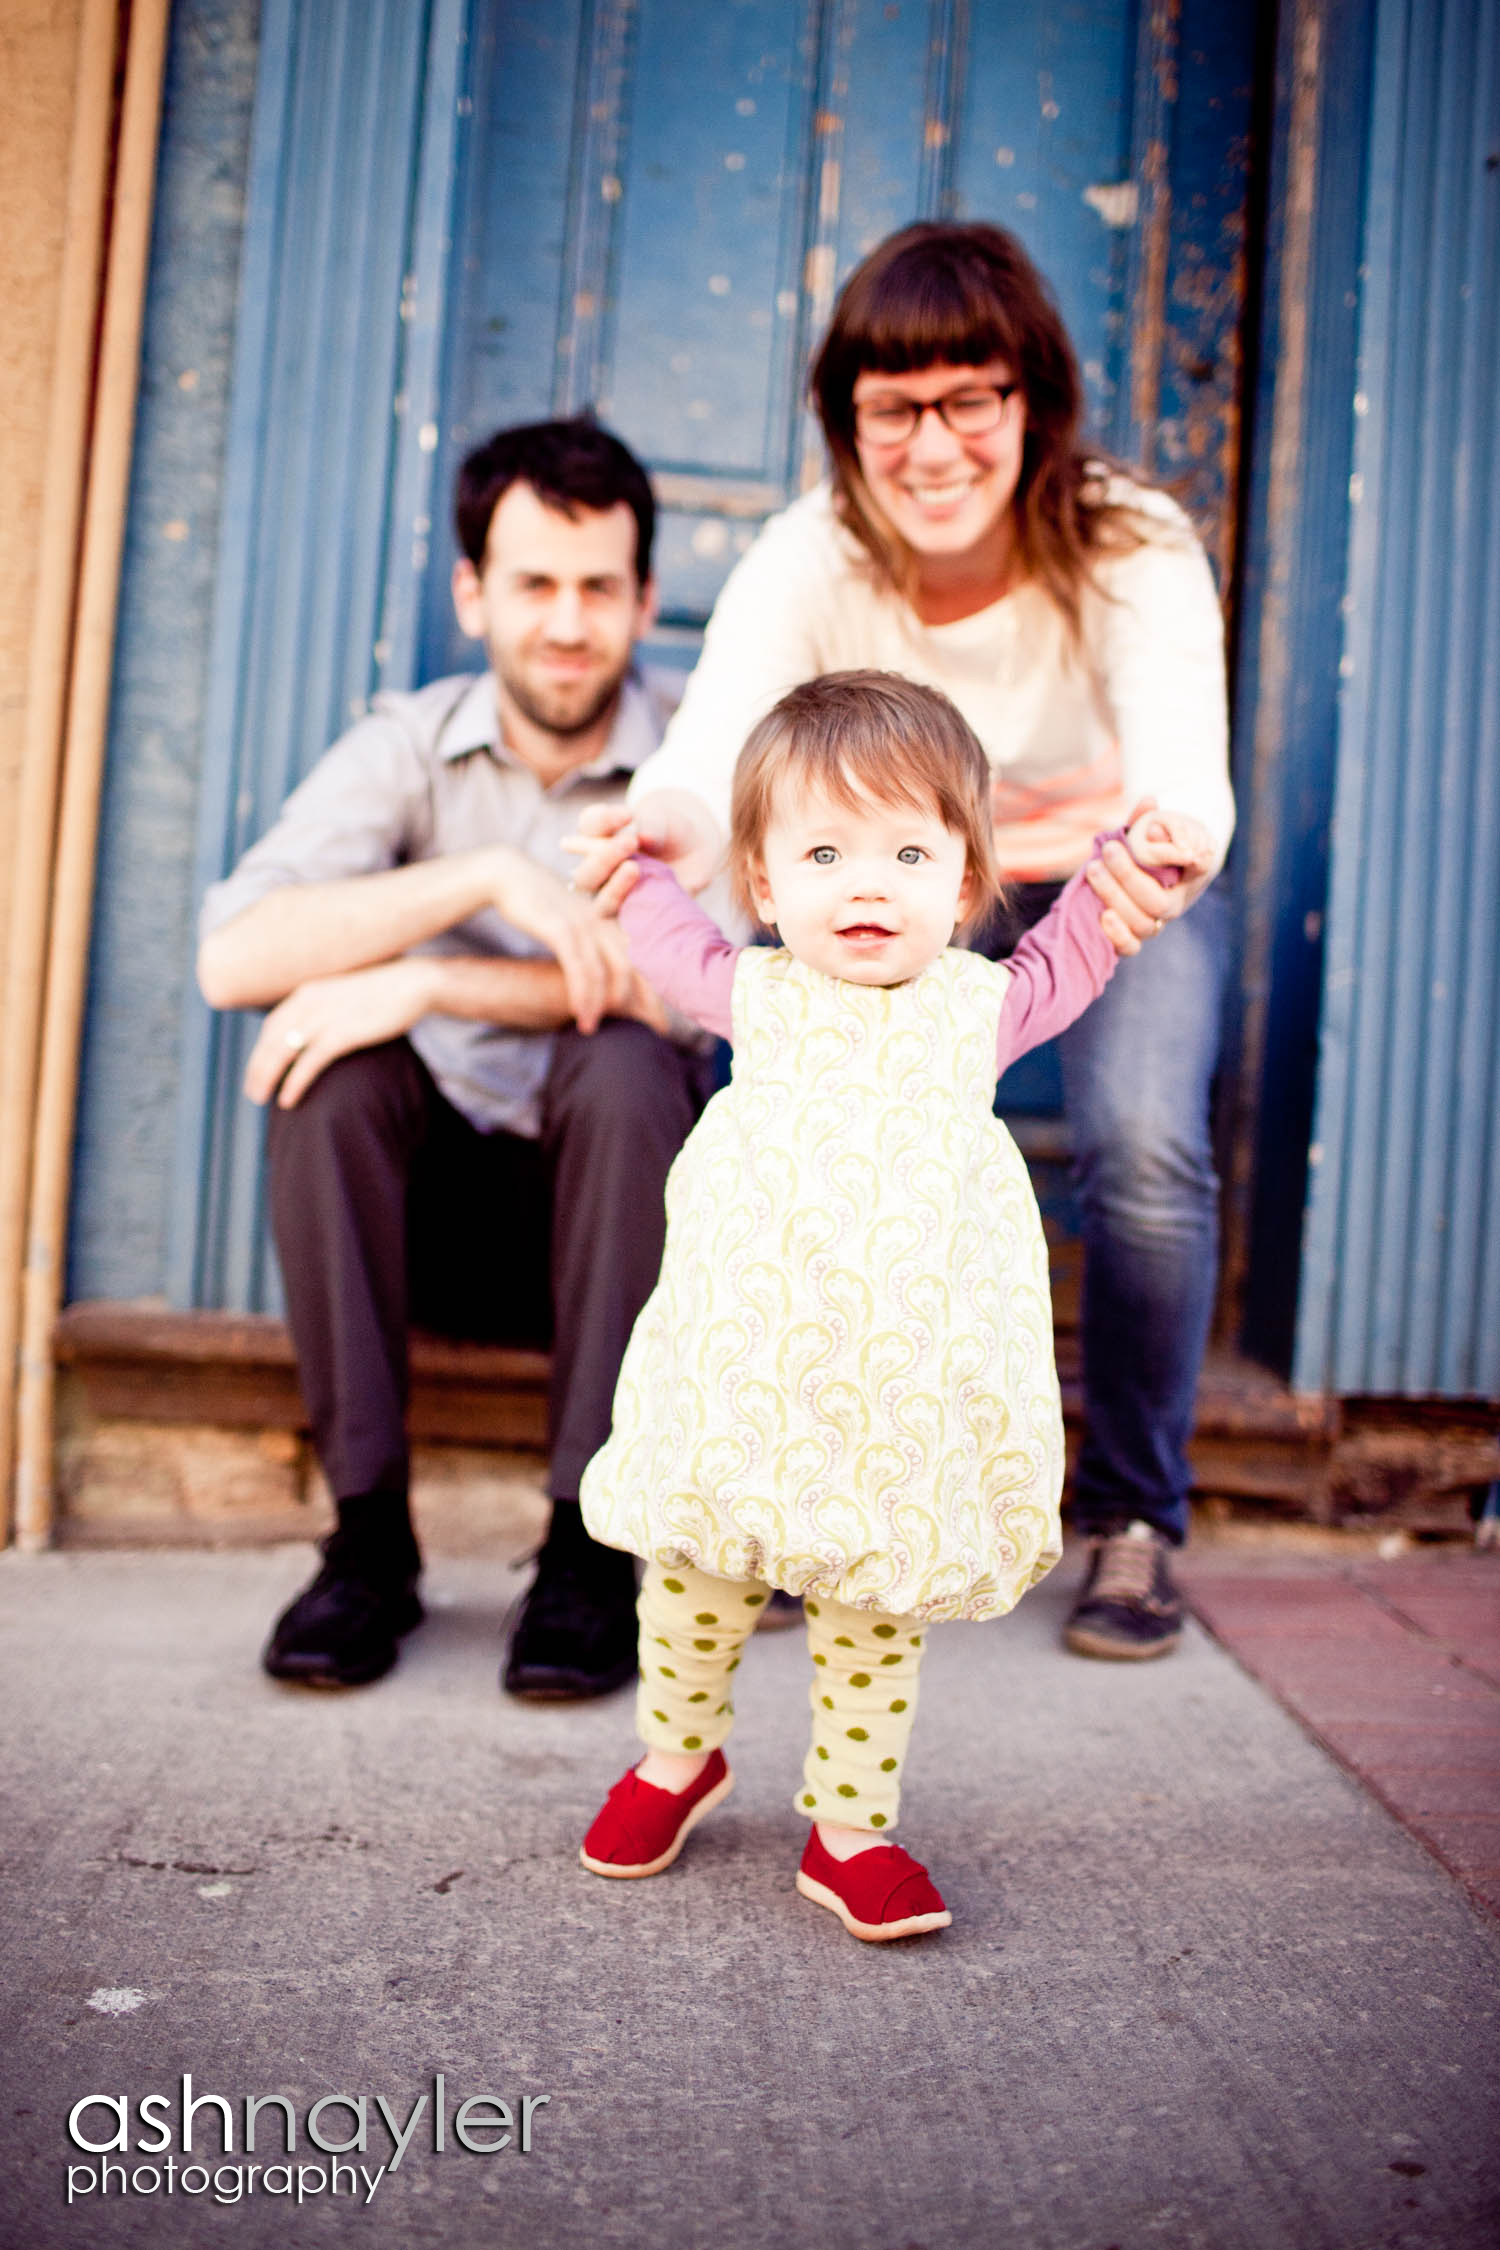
[580,944,1064,1622]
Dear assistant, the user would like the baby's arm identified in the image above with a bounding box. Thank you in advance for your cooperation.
[993,808,1212,1072]
[994,857,1119,1073]
[615,855,740,1041]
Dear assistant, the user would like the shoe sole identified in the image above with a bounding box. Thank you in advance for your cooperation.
[579,1770,735,1879]
[262,1597,423,1688]
[795,1870,952,1942]
[1063,1623,1181,1661]
[504,1657,639,1702]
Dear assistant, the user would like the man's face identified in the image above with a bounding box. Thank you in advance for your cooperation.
[452,481,653,743]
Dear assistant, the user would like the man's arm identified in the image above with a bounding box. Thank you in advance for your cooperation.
[198,843,634,1034]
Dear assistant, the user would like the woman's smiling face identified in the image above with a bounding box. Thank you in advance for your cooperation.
[851,359,1026,565]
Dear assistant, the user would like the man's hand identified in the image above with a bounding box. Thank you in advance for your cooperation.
[481,847,636,1030]
[245,960,437,1108]
[1085,798,1219,957]
[571,789,725,896]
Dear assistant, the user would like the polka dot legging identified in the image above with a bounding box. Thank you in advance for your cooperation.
[635,1559,927,1832]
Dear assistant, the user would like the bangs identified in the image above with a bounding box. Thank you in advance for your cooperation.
[850,253,1018,378]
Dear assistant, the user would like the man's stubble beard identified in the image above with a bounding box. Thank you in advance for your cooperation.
[496,652,628,742]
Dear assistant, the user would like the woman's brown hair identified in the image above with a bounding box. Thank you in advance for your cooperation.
[728,670,1002,935]
[810,221,1150,639]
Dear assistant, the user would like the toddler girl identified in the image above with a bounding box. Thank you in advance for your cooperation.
[571,670,1211,1941]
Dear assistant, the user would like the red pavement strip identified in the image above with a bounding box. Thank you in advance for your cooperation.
[1180,1550,1500,1923]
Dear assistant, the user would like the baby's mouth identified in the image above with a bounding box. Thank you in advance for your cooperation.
[837,923,895,942]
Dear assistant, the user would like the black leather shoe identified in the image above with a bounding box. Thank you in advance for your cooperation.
[502,1551,638,1700]
[263,1559,423,1688]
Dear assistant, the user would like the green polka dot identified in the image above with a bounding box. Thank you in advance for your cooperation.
[812,1652,827,1666]
[880,1653,901,1666]
[693,1638,716,1651]
[910,1634,923,1647]
[802,1793,817,1808]
[654,1636,670,1647]
[815,1746,829,1760]
[846,1726,869,1742]
[834,1635,854,1648]
[660,1665,677,1678]
[744,1592,766,1606]
[728,1657,741,1671]
[849,1672,871,1687]
[662,1578,684,1593]
[694,1612,718,1625]
[716,1703,729,1714]
[682,1735,702,1749]
[872,1623,897,1639]
[805,1600,820,1617]
[821,1696,834,1710]
[652,1710,668,1723]
[880,1757,898,1772]
[870,1812,888,1828]
[688,1691,708,1703]
[890,1698,908,1713]
[836,1784,858,1798]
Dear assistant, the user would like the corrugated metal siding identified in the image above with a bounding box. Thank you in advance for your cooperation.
[1295,0,1500,1395]
[164,0,467,1311]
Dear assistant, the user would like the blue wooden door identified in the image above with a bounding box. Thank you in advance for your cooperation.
[417,0,1255,678]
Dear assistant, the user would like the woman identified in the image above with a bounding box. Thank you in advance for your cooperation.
[584,221,1233,1661]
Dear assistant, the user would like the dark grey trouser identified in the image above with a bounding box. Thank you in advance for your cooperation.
[266,1024,712,1513]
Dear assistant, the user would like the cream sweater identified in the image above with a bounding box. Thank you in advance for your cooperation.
[631,480,1233,882]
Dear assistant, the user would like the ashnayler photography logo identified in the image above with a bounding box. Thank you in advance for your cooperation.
[64,2071,549,2209]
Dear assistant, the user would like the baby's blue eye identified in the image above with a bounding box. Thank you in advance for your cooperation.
[810,846,838,865]
[897,846,925,865]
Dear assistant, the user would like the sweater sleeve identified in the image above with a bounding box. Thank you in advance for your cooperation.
[626,502,836,839]
[994,853,1121,1073]
[1090,490,1235,868]
[618,857,741,1040]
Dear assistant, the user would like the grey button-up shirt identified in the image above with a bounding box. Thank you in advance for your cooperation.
[200,669,678,1137]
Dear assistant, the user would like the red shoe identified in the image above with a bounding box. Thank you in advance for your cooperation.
[580,1750,733,1879]
[796,1826,952,1941]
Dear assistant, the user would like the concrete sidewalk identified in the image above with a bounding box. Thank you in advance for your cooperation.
[1,1541,1497,2250]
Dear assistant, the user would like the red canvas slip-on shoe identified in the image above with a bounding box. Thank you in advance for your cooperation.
[580,1750,733,1878]
[796,1826,952,1941]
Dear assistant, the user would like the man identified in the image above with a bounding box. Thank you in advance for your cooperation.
[197,416,713,1697]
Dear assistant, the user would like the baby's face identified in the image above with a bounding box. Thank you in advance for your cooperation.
[751,778,973,987]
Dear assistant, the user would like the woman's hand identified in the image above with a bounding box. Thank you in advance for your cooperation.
[572,790,725,895]
[1085,798,1219,956]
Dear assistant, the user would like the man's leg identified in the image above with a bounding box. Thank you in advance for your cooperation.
[263,1040,434,1685]
[503,1020,709,1699]
[1056,877,1231,1656]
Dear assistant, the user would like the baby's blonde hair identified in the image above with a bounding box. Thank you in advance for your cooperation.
[728,670,1003,933]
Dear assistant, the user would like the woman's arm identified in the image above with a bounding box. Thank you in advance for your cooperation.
[1092,488,1235,870]
[622,498,839,883]
[616,857,741,1041]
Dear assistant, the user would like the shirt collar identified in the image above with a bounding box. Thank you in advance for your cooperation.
[437,669,657,781]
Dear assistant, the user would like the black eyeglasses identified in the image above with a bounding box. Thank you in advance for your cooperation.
[852,383,1021,447]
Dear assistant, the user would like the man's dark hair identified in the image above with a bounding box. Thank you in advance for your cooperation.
[453,414,655,582]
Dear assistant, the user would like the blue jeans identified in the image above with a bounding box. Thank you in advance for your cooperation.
[999,877,1232,1546]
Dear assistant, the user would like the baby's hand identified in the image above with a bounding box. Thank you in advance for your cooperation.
[562,817,640,918]
[1123,806,1217,888]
